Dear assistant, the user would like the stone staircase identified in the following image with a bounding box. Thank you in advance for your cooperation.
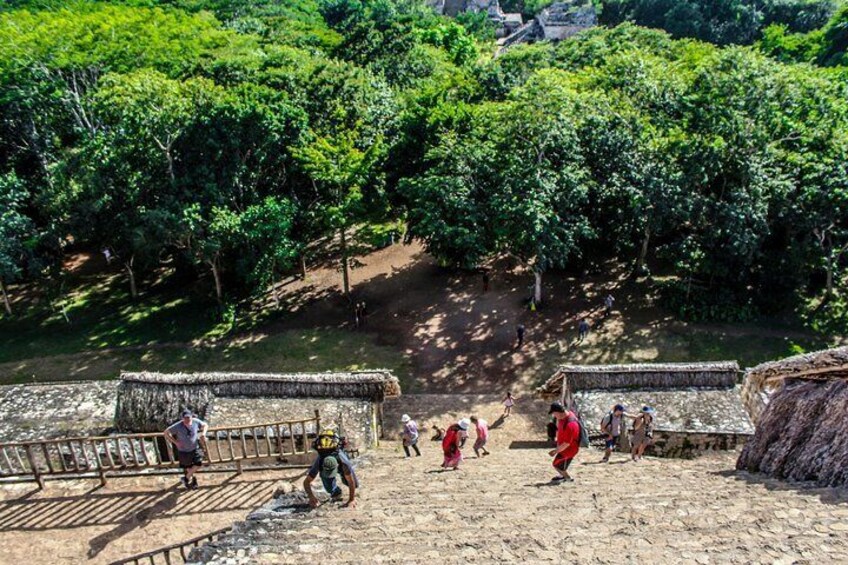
[191,396,848,564]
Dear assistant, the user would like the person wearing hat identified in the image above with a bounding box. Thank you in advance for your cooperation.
[441,418,470,470]
[630,406,656,462]
[401,414,421,457]
[548,402,580,482]
[304,434,359,509]
[164,409,208,490]
[600,404,631,463]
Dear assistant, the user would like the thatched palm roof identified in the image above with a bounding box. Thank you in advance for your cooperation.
[746,346,848,390]
[536,361,739,397]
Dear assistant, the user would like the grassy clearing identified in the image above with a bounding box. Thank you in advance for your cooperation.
[0,328,413,388]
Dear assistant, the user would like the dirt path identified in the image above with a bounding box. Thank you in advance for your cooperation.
[0,469,303,565]
[197,396,848,564]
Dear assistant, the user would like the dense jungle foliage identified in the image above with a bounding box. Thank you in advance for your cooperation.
[1,0,846,330]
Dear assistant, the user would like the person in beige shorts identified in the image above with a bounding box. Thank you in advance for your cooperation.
[630,406,655,462]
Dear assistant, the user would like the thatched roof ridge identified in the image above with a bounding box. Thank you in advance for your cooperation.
[121,370,397,386]
[557,362,739,373]
[536,361,740,396]
[746,346,848,390]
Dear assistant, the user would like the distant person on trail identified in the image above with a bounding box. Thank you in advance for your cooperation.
[546,415,557,444]
[360,301,367,325]
[470,415,490,457]
[482,271,490,292]
[630,407,656,462]
[164,410,208,490]
[515,324,525,349]
[600,404,629,463]
[401,414,421,458]
[305,429,358,508]
[430,423,446,441]
[604,294,615,317]
[101,247,114,264]
[577,318,590,342]
[502,391,516,417]
[442,419,469,470]
[548,402,580,483]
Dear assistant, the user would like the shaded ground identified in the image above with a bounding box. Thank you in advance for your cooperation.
[0,241,842,390]
[0,469,303,564]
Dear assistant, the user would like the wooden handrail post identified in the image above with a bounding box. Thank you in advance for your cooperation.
[235,459,243,475]
[24,445,43,490]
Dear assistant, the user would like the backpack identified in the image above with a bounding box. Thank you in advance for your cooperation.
[314,429,340,455]
[600,412,613,433]
[442,424,460,456]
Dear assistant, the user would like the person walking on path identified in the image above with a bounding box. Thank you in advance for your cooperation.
[470,415,490,457]
[515,324,526,349]
[600,404,631,462]
[442,418,469,470]
[502,391,516,417]
[548,402,580,482]
[305,429,358,508]
[164,409,208,490]
[630,407,656,461]
[577,318,590,342]
[604,294,615,318]
[401,414,421,457]
[482,271,490,292]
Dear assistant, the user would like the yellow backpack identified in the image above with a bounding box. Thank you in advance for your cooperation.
[314,429,340,454]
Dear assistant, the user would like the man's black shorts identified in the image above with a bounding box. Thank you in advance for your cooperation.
[553,456,573,472]
[177,448,204,469]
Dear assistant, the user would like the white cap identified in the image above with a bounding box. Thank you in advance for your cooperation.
[401,414,410,423]
[458,418,470,430]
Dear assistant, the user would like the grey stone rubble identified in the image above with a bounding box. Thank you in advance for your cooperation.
[0,381,118,442]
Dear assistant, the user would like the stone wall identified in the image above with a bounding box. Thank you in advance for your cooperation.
[647,429,751,459]
[0,381,117,442]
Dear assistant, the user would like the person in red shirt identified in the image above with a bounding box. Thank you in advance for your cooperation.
[548,402,580,482]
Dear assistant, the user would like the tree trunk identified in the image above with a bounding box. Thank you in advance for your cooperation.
[124,258,138,299]
[533,270,543,305]
[825,253,834,299]
[340,227,351,297]
[271,261,280,309]
[209,258,223,304]
[635,225,651,276]
[300,254,307,280]
[0,278,12,316]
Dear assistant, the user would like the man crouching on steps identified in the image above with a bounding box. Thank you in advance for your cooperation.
[164,409,208,490]
[548,402,580,483]
[305,429,358,509]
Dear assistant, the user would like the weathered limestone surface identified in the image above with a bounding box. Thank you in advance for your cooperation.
[0,381,117,442]
[575,387,754,434]
[208,398,377,451]
[189,396,848,564]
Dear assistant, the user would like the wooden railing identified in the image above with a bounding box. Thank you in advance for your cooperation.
[0,411,320,489]
[109,526,233,565]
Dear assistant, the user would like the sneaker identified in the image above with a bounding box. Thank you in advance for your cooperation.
[189,477,198,490]
[181,477,189,489]
[551,476,566,482]
[330,492,343,502]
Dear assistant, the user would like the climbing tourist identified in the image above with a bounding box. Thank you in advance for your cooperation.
[441,418,469,470]
[600,404,629,462]
[305,429,358,508]
[470,415,490,457]
[630,406,656,462]
[502,391,516,417]
[515,324,526,349]
[164,409,208,490]
[401,414,421,457]
[482,270,490,292]
[604,293,615,317]
[577,318,590,342]
[548,402,580,482]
